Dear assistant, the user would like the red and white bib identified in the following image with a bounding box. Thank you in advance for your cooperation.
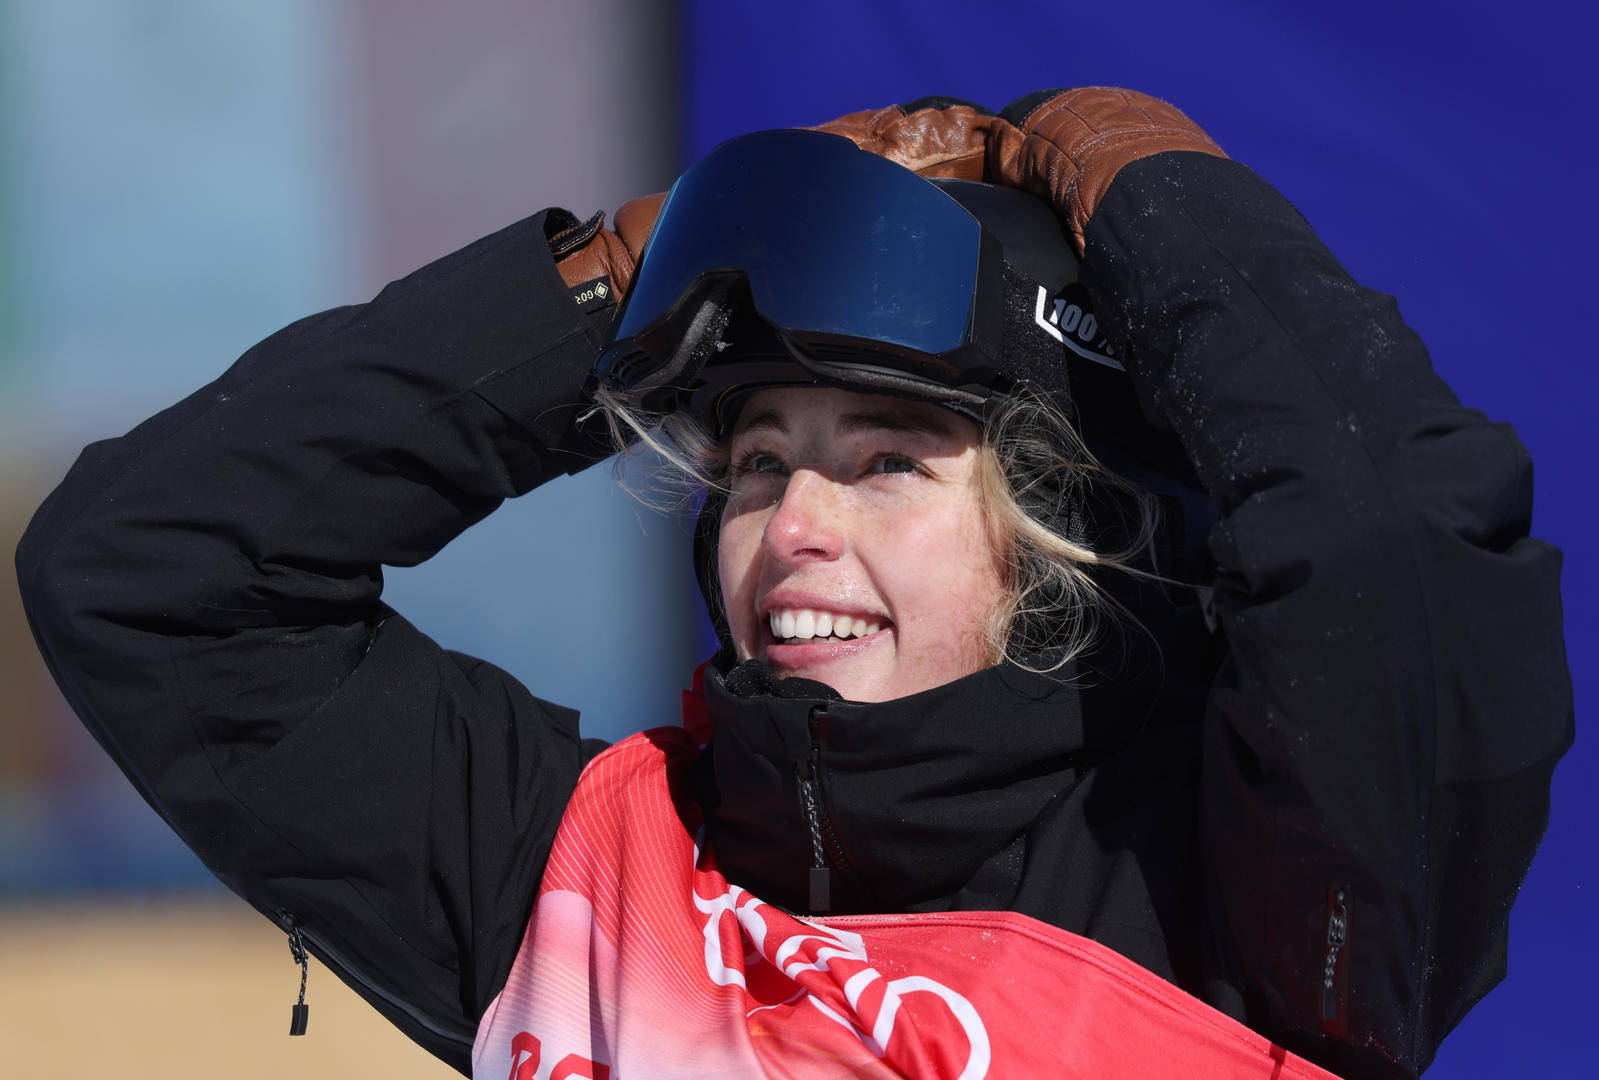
[473,725,1340,1079]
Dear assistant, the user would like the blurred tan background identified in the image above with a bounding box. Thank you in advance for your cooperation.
[1,2,685,1076]
[1,901,455,1078]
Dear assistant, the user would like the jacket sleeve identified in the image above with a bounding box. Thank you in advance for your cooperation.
[1079,153,1574,1078]
[14,209,615,1074]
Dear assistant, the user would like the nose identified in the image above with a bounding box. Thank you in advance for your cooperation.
[761,468,844,565]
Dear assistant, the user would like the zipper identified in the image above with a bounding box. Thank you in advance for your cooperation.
[285,914,310,1035]
[276,910,475,1049]
[1320,886,1350,1030]
[796,708,854,914]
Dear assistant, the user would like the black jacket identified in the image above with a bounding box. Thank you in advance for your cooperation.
[15,151,1572,1079]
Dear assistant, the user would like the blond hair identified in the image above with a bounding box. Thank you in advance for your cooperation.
[586,384,1159,673]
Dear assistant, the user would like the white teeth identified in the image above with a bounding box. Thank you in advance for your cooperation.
[766,607,885,642]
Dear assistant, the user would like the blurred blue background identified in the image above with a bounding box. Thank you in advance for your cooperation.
[1,1,1591,1076]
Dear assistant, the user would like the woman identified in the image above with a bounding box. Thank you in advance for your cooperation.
[16,89,1572,1079]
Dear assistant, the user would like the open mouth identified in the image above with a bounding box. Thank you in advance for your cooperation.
[766,607,888,646]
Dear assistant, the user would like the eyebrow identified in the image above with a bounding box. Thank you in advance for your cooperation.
[734,404,961,441]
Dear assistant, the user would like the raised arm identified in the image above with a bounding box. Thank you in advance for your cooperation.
[989,88,1573,1076]
[15,203,653,1072]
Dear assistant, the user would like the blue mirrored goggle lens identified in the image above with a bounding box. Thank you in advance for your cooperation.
[614,129,981,356]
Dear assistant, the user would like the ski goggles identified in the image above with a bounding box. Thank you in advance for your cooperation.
[594,129,1023,433]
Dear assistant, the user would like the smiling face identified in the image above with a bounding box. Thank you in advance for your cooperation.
[716,387,1006,703]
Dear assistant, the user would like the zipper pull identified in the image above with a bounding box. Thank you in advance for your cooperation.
[796,708,833,915]
[285,916,310,1036]
[1320,887,1349,1029]
[809,866,832,914]
[802,708,835,913]
[796,759,832,913]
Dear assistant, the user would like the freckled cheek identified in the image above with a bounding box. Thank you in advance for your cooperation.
[870,507,1002,664]
[716,515,766,655]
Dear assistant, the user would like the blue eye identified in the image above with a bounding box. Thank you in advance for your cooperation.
[733,450,787,476]
[871,454,920,475]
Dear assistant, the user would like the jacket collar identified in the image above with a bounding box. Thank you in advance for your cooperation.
[698,656,1088,914]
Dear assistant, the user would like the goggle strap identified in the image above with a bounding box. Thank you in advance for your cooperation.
[997,260,1076,416]
[635,281,738,413]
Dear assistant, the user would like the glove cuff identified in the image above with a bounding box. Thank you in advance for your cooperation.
[553,191,665,297]
[989,87,1227,251]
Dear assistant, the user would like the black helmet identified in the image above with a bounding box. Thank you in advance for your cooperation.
[595,128,1216,654]
[597,128,1121,435]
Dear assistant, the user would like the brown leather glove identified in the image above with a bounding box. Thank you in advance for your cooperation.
[550,191,666,298]
[808,95,1000,180]
[987,87,1228,252]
